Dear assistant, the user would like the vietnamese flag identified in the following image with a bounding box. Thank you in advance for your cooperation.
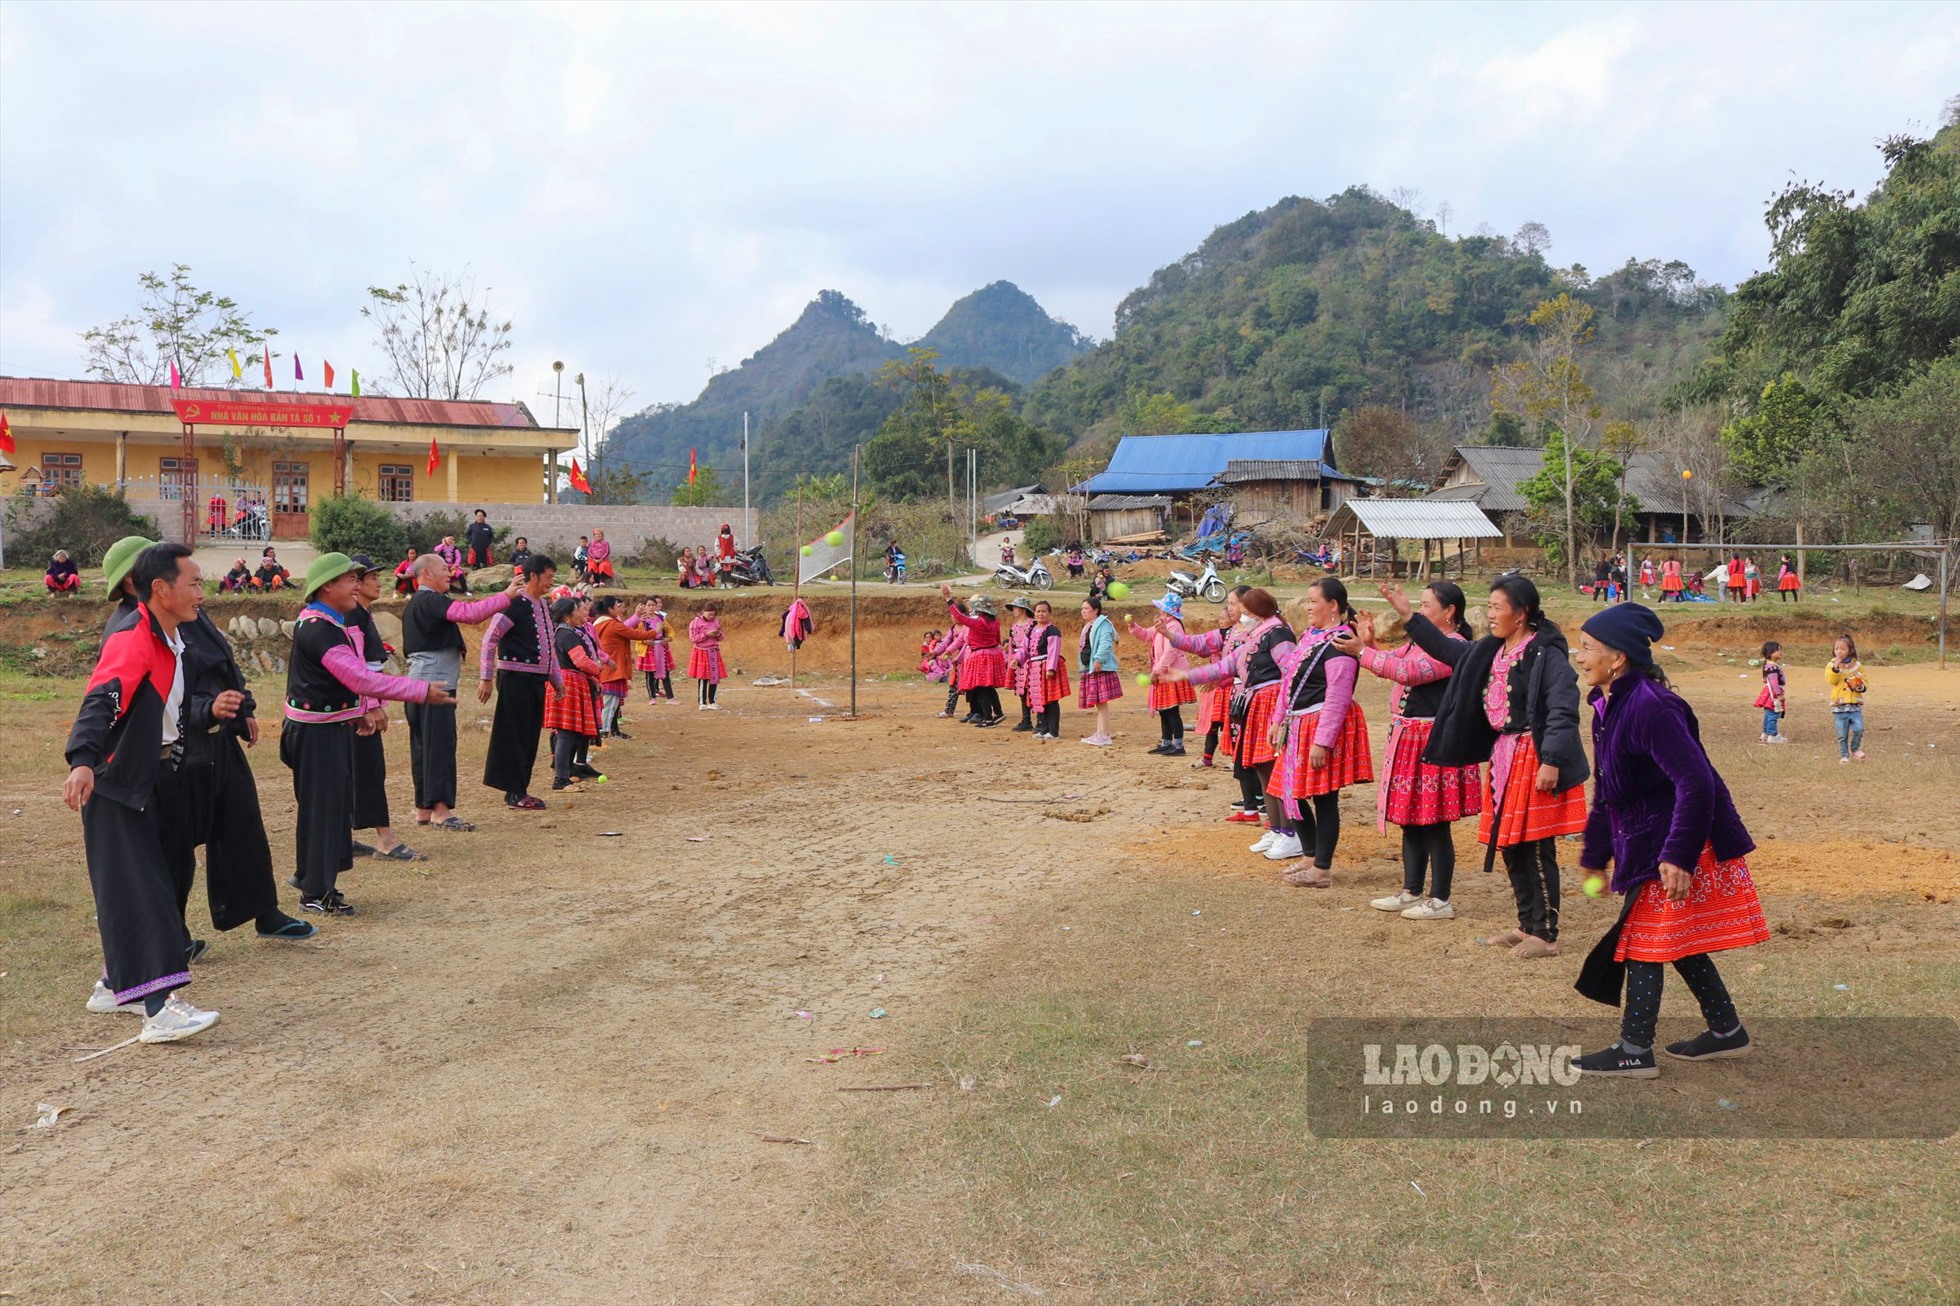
[688,447,698,485]
[323,361,336,390]
[569,458,591,495]
[0,410,14,458]
[427,436,440,476]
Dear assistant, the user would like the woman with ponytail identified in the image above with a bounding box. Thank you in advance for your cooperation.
[1262,577,1373,887]
[1385,573,1589,958]
[1334,580,1483,920]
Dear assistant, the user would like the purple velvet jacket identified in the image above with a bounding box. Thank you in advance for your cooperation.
[1581,674,1754,895]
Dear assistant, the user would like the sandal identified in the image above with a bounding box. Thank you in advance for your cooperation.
[433,817,476,832]
[257,917,319,940]
[1282,866,1332,888]
[506,795,547,811]
[372,844,427,861]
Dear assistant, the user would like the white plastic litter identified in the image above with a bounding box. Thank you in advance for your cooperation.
[31,1103,70,1129]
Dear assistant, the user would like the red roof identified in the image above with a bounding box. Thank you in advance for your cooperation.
[0,376,558,431]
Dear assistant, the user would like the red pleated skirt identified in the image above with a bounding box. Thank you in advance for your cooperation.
[1196,682,1230,732]
[1041,666,1071,704]
[1233,683,1282,767]
[689,646,726,682]
[1148,678,1197,711]
[1078,669,1124,708]
[1379,715,1483,828]
[1476,733,1587,848]
[959,646,1010,691]
[1281,703,1375,798]
[544,671,599,735]
[1615,846,1769,963]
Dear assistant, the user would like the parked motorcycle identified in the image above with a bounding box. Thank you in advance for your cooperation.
[994,556,1054,590]
[724,545,775,586]
[1164,555,1226,603]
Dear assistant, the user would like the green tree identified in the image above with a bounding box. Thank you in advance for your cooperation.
[1119,389,1236,435]
[1719,374,1822,488]
[1491,293,1603,586]
[83,264,277,387]
[1515,432,1634,573]
[1847,355,1960,579]
[671,465,729,506]
[362,263,514,400]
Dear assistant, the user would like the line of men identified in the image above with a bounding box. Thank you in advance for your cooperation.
[65,539,566,1045]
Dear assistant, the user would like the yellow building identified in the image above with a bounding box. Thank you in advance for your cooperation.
[0,377,580,540]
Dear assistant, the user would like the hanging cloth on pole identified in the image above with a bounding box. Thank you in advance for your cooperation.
[797,512,855,585]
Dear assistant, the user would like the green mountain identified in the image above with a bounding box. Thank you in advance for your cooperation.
[1024,186,1728,448]
[918,280,1091,384]
[602,283,1086,495]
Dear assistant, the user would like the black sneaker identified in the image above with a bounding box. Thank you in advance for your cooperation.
[1011,720,1034,733]
[300,893,357,916]
[286,874,302,890]
[959,713,978,723]
[1574,1043,1659,1078]
[1666,1027,1752,1061]
[611,729,632,740]
[186,938,209,963]
[571,763,603,779]
[1165,741,1186,756]
[974,716,1002,728]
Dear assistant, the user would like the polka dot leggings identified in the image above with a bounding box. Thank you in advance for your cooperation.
[1622,953,1738,1052]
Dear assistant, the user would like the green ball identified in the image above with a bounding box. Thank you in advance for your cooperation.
[1583,874,1606,899]
[1135,673,1152,687]
[800,544,813,557]
[1106,581,1130,599]
[826,530,845,547]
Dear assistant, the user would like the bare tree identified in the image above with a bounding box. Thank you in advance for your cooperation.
[1432,199,1454,238]
[361,263,514,400]
[584,373,638,471]
[1491,294,1601,585]
[1514,221,1552,257]
[83,264,276,387]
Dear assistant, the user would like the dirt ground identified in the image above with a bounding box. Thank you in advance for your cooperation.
[1,601,1956,1303]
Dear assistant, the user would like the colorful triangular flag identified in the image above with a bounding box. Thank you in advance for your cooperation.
[228,348,242,380]
[0,410,14,458]
[294,356,304,384]
[350,369,361,397]
[569,458,592,495]
[427,436,440,477]
[263,348,273,389]
[323,361,336,390]
[168,359,182,390]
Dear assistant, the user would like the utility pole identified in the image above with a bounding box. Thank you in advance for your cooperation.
[743,411,751,545]
[576,371,589,472]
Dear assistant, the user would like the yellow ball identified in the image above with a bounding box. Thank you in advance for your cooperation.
[800,544,813,557]
[1583,874,1606,898]
[1136,673,1152,687]
[826,530,845,547]
[1106,581,1130,599]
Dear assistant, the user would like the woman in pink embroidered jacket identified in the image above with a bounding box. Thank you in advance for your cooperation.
[1263,579,1373,888]
[687,604,726,709]
[1127,592,1194,757]
[932,624,969,719]
[1333,581,1483,920]
[1005,596,1038,732]
[1160,585,1282,823]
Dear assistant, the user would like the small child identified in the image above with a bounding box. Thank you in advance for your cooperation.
[688,603,726,709]
[1825,634,1868,763]
[1754,641,1787,744]
[919,629,941,677]
[633,597,676,703]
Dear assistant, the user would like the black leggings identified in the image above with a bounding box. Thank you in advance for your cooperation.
[698,679,719,706]
[1401,822,1456,900]
[1622,954,1739,1051]
[552,730,579,786]
[1203,723,1221,758]
[1018,694,1032,726]
[1040,700,1061,736]
[1239,755,1267,813]
[945,684,962,715]
[1500,838,1561,942]
[1266,790,1341,868]
[1158,706,1185,741]
[646,672,673,700]
[969,686,1003,721]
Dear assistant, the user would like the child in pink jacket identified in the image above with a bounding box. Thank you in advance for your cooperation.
[1128,592,1196,757]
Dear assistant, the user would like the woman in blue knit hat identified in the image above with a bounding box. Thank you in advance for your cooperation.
[1570,602,1768,1078]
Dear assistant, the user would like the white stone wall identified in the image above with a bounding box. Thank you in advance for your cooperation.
[384,502,759,558]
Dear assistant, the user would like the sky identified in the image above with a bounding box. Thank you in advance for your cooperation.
[1,1,1954,439]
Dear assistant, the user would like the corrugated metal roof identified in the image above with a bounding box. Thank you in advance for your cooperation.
[1214,459,1322,482]
[1424,482,1491,504]
[1088,494,1172,510]
[1439,444,1755,518]
[982,483,1044,514]
[1327,498,1503,539]
[1079,429,1332,494]
[0,376,569,432]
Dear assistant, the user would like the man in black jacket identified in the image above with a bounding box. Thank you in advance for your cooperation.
[66,543,223,1042]
[465,509,496,570]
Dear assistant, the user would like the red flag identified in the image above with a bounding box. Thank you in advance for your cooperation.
[427,436,440,476]
[323,361,336,390]
[569,458,592,495]
[263,349,273,389]
[688,447,698,485]
[294,356,304,384]
[168,359,182,390]
[0,410,14,458]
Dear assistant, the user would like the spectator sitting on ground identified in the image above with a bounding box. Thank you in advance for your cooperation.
[586,528,615,585]
[432,535,468,594]
[573,536,591,582]
[255,547,290,590]
[394,546,420,597]
[221,558,255,593]
[44,550,81,594]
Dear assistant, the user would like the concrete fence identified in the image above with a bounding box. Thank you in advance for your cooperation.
[384,503,758,558]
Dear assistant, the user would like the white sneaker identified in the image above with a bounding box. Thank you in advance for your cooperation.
[1370,891,1422,913]
[137,994,220,1043]
[1401,898,1456,920]
[1262,832,1304,860]
[1081,734,1112,747]
[86,980,144,1016]
[1250,831,1279,853]
[705,702,722,711]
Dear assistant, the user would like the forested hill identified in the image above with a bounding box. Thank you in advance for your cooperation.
[1024,186,1729,447]
[602,283,1086,484]
[918,280,1091,384]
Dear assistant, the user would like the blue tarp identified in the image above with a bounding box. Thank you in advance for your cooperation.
[1079,430,1333,495]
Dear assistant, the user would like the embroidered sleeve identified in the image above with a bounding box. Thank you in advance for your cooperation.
[323,643,431,704]
[479,612,513,681]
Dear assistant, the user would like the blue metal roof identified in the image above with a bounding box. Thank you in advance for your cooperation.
[1078,429,1333,494]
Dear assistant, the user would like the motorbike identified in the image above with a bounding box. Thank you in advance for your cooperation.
[724,545,775,586]
[993,555,1054,590]
[1165,554,1227,603]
